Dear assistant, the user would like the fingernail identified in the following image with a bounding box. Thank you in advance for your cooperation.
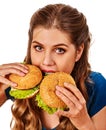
[64,82,68,86]
[11,83,17,87]
[20,73,26,76]
[56,85,60,89]
[24,69,28,73]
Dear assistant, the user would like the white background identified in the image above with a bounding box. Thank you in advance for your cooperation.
[0,0,106,129]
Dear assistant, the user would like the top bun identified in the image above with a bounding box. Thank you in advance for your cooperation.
[9,64,42,89]
[40,72,76,108]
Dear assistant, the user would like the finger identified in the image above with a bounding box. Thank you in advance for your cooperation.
[56,109,71,117]
[64,82,86,104]
[0,76,17,87]
[0,68,27,77]
[0,63,29,77]
[56,108,79,119]
[56,86,83,110]
[0,63,28,74]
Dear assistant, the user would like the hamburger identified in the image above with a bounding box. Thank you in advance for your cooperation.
[9,64,42,99]
[36,72,76,114]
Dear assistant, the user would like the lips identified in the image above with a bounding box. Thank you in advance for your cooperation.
[42,69,56,73]
[41,69,56,76]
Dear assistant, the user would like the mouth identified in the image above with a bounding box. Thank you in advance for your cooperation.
[44,72,53,76]
[42,70,55,76]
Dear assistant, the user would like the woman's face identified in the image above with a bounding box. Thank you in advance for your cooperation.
[31,27,83,74]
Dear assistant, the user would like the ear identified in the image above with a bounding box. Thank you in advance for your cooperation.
[75,43,84,62]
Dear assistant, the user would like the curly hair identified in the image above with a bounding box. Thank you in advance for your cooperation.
[11,4,91,130]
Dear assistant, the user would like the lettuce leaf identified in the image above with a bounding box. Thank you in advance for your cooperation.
[9,85,39,99]
[35,94,57,114]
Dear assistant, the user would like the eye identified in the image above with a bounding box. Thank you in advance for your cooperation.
[55,48,65,54]
[34,45,43,52]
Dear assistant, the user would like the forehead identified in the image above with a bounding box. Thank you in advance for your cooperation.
[32,27,71,44]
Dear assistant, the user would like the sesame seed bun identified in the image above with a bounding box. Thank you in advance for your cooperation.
[39,72,76,109]
[9,64,42,89]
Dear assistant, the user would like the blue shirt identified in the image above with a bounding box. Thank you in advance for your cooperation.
[86,71,106,117]
[42,71,106,130]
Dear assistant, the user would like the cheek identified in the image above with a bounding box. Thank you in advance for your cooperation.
[30,50,40,65]
[59,62,75,74]
[56,56,76,74]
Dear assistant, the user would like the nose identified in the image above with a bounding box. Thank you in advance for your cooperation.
[42,52,54,66]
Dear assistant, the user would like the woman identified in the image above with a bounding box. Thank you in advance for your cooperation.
[0,4,106,130]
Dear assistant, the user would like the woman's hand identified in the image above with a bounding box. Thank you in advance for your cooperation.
[0,63,28,105]
[55,82,96,130]
[0,62,28,88]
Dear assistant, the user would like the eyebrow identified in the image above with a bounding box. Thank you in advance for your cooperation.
[32,40,42,45]
[32,40,69,47]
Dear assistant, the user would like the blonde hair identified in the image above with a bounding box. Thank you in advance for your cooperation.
[11,98,42,130]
